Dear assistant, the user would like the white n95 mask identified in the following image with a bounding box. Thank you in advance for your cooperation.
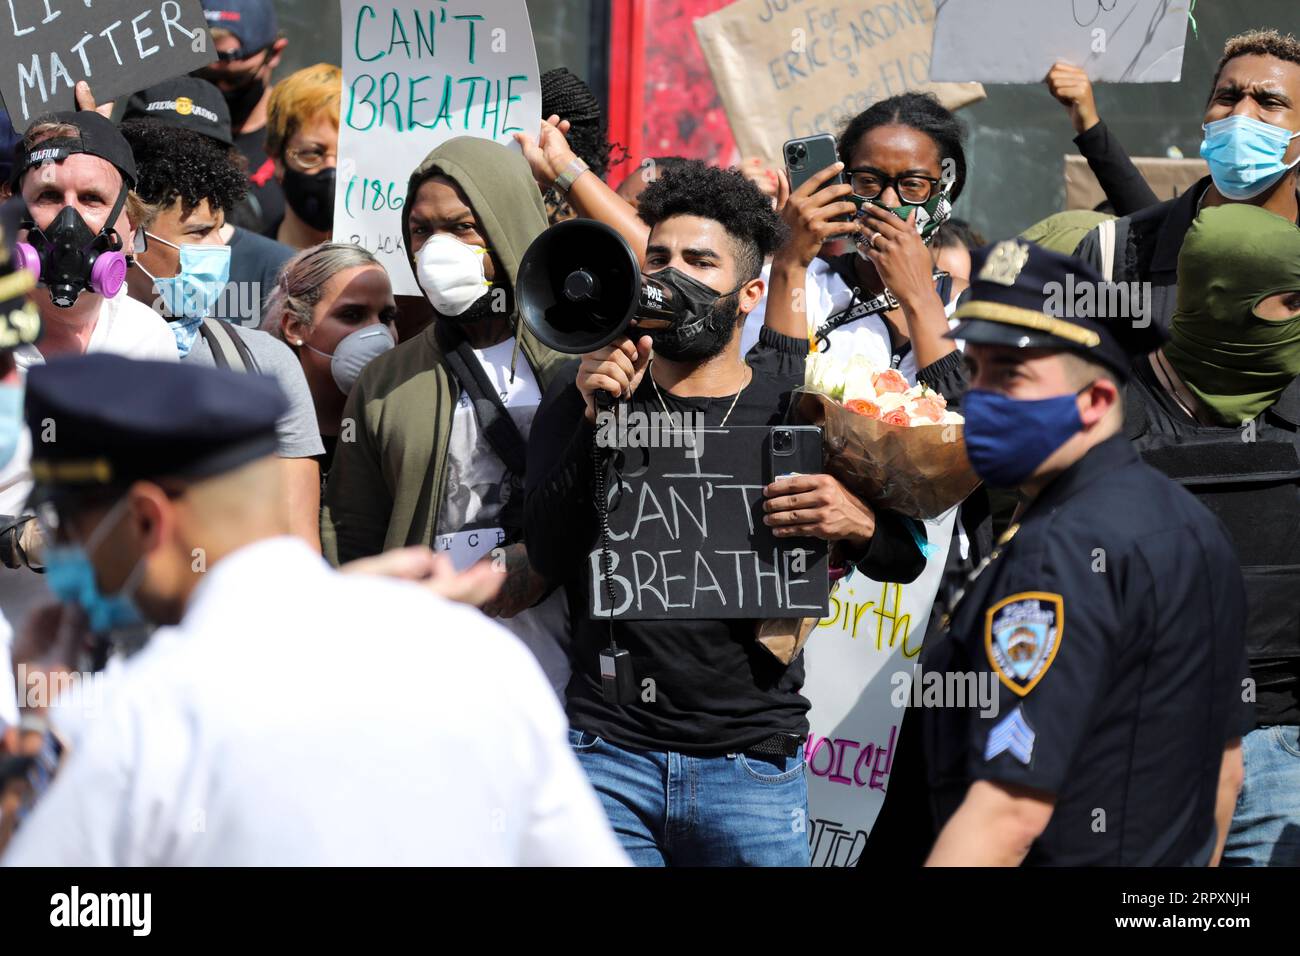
[415,234,492,316]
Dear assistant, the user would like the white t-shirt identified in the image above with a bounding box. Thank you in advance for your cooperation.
[0,291,178,659]
[1,537,628,866]
[742,256,960,386]
[435,337,571,697]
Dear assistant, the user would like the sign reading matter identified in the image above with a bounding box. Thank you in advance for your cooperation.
[589,426,830,621]
[0,0,212,127]
[335,1,542,295]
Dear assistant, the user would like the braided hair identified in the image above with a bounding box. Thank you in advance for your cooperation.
[261,242,384,338]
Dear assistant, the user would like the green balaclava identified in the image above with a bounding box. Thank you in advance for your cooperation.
[1166,203,1300,424]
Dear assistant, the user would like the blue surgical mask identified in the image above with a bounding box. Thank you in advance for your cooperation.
[962,388,1085,488]
[0,383,23,470]
[44,497,145,633]
[137,236,232,349]
[1200,115,1300,200]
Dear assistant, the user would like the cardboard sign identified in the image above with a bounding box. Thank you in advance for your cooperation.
[0,0,211,128]
[1064,153,1208,210]
[693,0,985,166]
[588,426,830,620]
[802,506,956,866]
[930,0,1190,84]
[334,0,542,295]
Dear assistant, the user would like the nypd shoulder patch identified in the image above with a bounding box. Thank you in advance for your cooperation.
[984,706,1036,765]
[985,591,1063,696]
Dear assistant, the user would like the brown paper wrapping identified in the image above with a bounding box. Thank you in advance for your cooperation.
[793,389,981,520]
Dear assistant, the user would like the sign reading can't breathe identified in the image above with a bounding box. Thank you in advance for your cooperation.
[0,0,213,128]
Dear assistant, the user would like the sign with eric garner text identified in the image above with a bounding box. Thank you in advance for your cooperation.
[334,0,542,295]
[589,426,830,621]
[0,0,212,128]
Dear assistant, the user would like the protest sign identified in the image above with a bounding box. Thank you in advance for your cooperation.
[802,506,956,866]
[693,0,985,166]
[1064,153,1207,209]
[335,1,542,295]
[0,0,211,128]
[930,0,1190,84]
[588,425,830,621]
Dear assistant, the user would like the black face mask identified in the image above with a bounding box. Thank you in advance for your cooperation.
[18,189,129,308]
[282,166,336,232]
[194,52,268,129]
[643,267,744,362]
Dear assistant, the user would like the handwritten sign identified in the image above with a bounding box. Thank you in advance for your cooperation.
[0,0,211,128]
[589,426,830,620]
[693,0,985,166]
[802,506,955,866]
[334,0,542,295]
[929,0,1190,84]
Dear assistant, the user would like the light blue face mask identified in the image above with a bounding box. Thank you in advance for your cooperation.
[44,497,146,633]
[1200,114,1300,200]
[0,383,23,471]
[137,237,232,357]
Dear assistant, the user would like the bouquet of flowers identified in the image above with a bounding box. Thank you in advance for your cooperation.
[794,353,981,519]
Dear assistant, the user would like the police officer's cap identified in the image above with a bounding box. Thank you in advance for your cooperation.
[946,239,1167,380]
[25,355,286,503]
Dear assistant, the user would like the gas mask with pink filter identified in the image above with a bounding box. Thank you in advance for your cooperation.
[15,186,131,309]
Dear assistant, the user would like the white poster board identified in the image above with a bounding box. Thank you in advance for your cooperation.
[334,1,542,295]
[802,507,956,866]
[929,0,1190,84]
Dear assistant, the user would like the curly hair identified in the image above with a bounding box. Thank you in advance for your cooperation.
[636,160,785,283]
[837,92,968,202]
[119,118,248,226]
[1213,29,1300,90]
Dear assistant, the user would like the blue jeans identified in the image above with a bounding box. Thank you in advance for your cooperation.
[568,728,811,866]
[1222,725,1300,867]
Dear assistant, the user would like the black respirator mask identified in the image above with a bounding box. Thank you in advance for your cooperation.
[15,188,130,309]
[640,267,745,362]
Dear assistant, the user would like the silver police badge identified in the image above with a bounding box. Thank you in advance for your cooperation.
[984,592,1064,696]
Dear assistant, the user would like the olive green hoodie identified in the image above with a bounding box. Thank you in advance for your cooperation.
[321,137,566,564]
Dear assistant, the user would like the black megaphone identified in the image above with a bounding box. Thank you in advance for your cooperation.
[516,218,685,355]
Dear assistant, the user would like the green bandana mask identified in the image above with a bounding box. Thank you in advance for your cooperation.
[1166,203,1300,424]
[857,181,953,246]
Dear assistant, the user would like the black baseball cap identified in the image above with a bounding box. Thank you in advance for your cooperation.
[947,239,1166,380]
[10,111,137,190]
[123,77,233,145]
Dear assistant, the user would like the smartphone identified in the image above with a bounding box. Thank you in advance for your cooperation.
[783,134,859,221]
[765,425,823,485]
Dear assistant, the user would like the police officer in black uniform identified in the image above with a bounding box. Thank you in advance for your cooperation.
[920,239,1251,866]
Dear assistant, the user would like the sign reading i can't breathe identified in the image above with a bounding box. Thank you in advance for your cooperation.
[334,1,542,296]
[0,0,213,128]
[589,427,830,621]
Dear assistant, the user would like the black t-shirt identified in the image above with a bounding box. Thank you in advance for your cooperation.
[524,327,924,754]
[1126,356,1300,727]
[922,436,1251,865]
[232,127,286,238]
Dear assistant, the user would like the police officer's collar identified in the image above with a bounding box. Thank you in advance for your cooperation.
[1023,434,1138,517]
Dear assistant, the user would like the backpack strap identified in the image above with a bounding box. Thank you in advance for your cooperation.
[1098,217,1117,282]
[199,318,260,374]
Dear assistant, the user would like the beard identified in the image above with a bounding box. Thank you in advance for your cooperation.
[651,293,742,363]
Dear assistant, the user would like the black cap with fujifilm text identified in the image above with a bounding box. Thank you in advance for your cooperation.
[24,355,285,505]
[123,77,233,145]
[10,111,136,190]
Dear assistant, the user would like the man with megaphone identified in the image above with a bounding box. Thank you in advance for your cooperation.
[522,159,928,867]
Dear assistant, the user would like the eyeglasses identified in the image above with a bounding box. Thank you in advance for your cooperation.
[286,146,337,171]
[846,168,943,204]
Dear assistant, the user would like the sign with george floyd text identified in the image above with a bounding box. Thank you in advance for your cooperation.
[334,0,542,296]
[694,0,985,167]
[0,0,212,128]
[589,426,830,621]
